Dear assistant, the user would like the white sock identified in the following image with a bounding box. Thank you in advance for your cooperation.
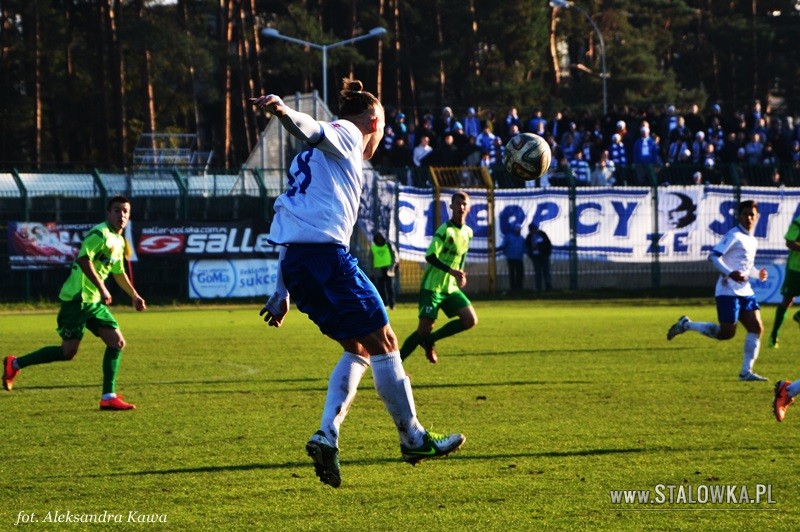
[685,321,720,339]
[319,352,369,448]
[740,333,760,375]
[101,393,116,400]
[370,352,426,448]
[786,380,800,398]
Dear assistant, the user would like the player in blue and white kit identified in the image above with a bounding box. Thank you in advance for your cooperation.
[666,200,769,381]
[250,79,465,488]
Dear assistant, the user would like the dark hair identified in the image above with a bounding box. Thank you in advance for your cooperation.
[452,191,470,203]
[107,194,130,210]
[738,200,758,213]
[338,78,380,118]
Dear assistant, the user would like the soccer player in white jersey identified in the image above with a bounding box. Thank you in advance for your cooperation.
[666,200,769,382]
[250,79,465,488]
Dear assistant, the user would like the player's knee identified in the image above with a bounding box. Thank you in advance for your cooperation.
[62,347,79,360]
[717,330,736,341]
[462,315,478,329]
[113,338,126,350]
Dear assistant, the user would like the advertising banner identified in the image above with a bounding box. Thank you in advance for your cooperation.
[8,222,135,270]
[134,219,276,259]
[188,258,279,299]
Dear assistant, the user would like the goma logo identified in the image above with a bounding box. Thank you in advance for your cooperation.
[189,260,237,298]
[138,235,185,254]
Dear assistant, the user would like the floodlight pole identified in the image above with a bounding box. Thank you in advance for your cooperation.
[261,27,387,108]
[550,0,607,116]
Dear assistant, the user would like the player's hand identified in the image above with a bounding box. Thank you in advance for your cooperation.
[249,94,286,116]
[451,269,467,288]
[101,288,112,305]
[758,268,768,282]
[133,296,146,312]
[260,292,289,328]
[728,271,746,283]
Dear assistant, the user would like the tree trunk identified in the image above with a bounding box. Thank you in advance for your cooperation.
[34,5,42,168]
[108,0,127,167]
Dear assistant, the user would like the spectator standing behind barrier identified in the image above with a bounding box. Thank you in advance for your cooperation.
[371,232,400,310]
[632,122,661,185]
[569,150,591,185]
[525,223,553,292]
[413,135,433,167]
[501,223,526,292]
[462,107,481,141]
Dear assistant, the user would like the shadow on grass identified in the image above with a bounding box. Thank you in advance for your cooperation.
[88,447,645,478]
[18,377,592,393]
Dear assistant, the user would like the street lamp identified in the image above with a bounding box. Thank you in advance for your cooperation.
[550,0,608,116]
[261,27,387,108]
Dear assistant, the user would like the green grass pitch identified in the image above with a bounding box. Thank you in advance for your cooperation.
[1,300,798,530]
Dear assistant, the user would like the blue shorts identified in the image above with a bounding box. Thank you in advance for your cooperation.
[715,295,760,324]
[281,244,389,340]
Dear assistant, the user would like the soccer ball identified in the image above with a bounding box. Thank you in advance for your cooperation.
[503,133,552,180]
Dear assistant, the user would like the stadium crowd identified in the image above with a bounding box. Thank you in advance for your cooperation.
[372,100,800,188]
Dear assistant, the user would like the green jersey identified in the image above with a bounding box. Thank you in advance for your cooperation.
[420,221,473,294]
[786,216,800,272]
[59,221,125,303]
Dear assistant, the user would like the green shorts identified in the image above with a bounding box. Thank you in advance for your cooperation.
[56,300,119,341]
[781,268,800,299]
[418,289,472,320]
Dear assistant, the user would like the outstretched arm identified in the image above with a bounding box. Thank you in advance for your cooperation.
[250,94,322,143]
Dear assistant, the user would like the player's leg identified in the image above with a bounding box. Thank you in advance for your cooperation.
[90,304,135,410]
[770,270,800,347]
[306,340,370,489]
[357,324,465,465]
[774,378,800,421]
[315,342,370,449]
[738,301,767,381]
[399,290,439,360]
[428,292,477,345]
[4,303,86,391]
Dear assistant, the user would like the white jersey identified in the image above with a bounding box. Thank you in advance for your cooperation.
[710,224,758,297]
[268,119,364,247]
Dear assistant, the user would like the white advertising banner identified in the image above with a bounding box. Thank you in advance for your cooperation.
[397,185,800,303]
[188,259,278,299]
[397,185,800,263]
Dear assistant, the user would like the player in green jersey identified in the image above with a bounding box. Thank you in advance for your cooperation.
[400,191,478,363]
[3,195,146,410]
[769,214,800,348]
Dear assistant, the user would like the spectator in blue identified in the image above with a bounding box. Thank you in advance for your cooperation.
[569,149,592,186]
[394,112,408,137]
[501,223,526,292]
[505,107,522,141]
[463,107,481,141]
[527,109,547,135]
[475,123,496,156]
[609,132,628,168]
[632,122,661,185]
